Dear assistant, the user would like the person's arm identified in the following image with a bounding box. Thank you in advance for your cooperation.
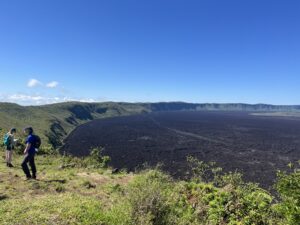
[9,135,14,147]
[12,136,18,146]
[24,143,31,154]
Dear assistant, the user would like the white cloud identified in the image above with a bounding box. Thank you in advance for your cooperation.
[9,94,43,101]
[27,79,42,88]
[0,93,98,106]
[46,81,59,88]
[27,79,59,88]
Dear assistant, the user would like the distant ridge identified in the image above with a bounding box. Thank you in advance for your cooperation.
[1,101,300,148]
[143,102,300,112]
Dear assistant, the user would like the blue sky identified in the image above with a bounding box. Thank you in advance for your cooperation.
[0,0,299,105]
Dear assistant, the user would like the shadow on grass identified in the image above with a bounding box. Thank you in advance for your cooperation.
[43,179,67,184]
[0,194,8,201]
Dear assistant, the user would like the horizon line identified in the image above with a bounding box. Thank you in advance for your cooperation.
[1,101,300,107]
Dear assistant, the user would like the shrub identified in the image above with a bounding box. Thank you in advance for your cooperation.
[37,145,58,155]
[61,155,86,168]
[60,147,110,169]
[126,170,173,225]
[274,162,300,225]
[86,147,111,168]
[187,156,222,183]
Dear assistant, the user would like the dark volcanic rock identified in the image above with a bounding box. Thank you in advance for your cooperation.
[61,111,300,188]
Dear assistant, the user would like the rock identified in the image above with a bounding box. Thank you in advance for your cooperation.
[112,168,120,174]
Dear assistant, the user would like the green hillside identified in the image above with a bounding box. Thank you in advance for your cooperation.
[0,102,149,148]
[1,101,300,149]
[0,153,299,225]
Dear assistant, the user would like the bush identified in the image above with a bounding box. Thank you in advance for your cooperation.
[274,162,300,225]
[187,156,223,184]
[172,156,277,224]
[60,147,111,169]
[126,170,172,225]
[37,145,58,155]
[86,147,111,168]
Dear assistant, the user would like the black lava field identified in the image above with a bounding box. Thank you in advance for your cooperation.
[61,111,300,187]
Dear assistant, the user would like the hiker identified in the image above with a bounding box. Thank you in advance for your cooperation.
[22,127,40,180]
[3,128,17,167]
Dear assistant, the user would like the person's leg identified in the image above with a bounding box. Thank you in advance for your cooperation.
[5,149,12,166]
[29,155,37,179]
[8,150,13,167]
[5,150,9,166]
[21,155,31,178]
[7,151,11,163]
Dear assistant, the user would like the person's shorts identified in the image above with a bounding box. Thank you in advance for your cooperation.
[6,146,14,151]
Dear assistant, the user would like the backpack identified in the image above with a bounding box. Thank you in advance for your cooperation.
[32,135,41,149]
[3,134,11,147]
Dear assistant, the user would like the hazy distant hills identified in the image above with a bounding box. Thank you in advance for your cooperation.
[146,102,300,112]
[1,101,300,148]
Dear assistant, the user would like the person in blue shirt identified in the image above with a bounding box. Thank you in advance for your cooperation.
[22,127,37,180]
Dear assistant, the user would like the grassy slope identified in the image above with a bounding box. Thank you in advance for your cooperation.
[1,154,299,225]
[0,154,133,225]
[0,102,149,148]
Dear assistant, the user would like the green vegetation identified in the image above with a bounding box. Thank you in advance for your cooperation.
[0,102,149,149]
[274,164,300,225]
[0,150,299,225]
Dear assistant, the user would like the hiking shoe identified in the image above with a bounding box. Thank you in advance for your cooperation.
[25,177,32,181]
[8,163,14,168]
